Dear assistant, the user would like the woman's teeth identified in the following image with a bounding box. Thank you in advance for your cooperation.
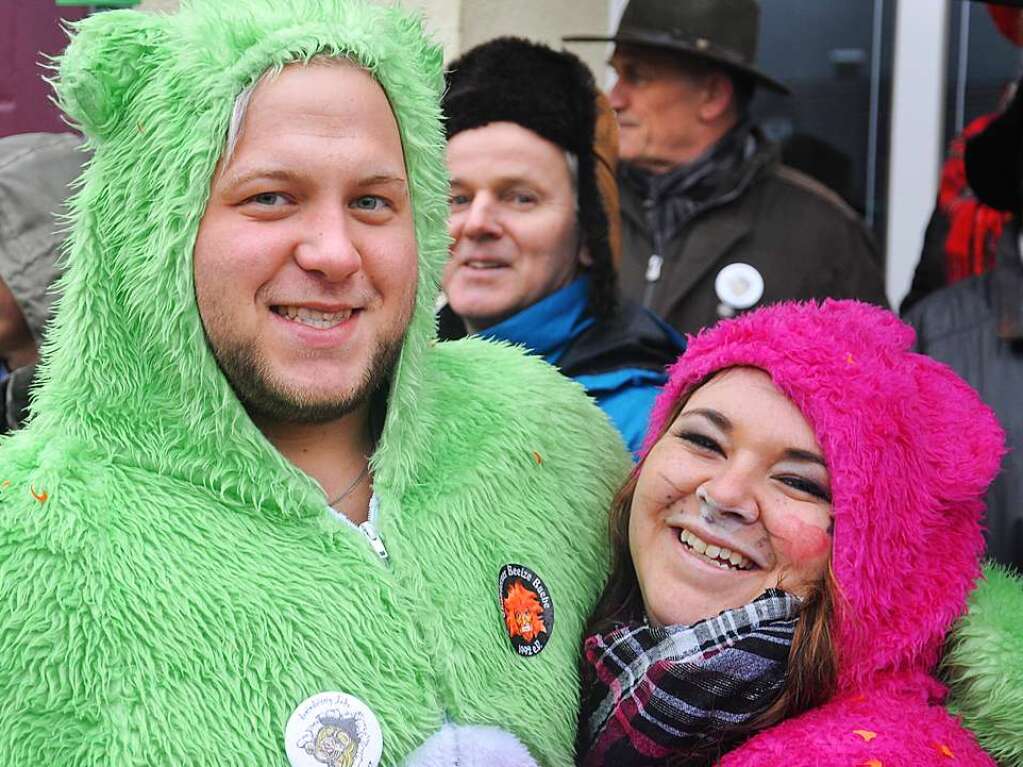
[274,306,352,329]
[679,529,753,570]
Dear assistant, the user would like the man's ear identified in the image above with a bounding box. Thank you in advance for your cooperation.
[55,10,166,143]
[578,244,593,268]
[697,71,736,124]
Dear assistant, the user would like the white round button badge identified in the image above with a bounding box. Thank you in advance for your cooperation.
[285,691,383,767]
[714,263,765,310]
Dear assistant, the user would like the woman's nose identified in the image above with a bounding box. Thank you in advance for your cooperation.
[696,479,760,528]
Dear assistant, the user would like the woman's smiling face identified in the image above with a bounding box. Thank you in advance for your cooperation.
[629,367,833,627]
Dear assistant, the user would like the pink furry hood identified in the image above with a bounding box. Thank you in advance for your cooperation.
[644,300,1005,693]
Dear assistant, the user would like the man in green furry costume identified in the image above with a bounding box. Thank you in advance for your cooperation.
[0,2,631,765]
[946,564,1023,766]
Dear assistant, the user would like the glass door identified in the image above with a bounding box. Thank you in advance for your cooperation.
[752,0,897,249]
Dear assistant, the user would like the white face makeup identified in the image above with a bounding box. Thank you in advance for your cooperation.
[629,367,833,627]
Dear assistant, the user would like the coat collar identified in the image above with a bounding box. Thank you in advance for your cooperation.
[618,127,776,311]
[477,277,594,364]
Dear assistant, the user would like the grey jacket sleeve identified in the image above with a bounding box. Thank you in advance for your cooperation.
[3,363,36,432]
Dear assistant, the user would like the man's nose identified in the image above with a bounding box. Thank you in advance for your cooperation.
[608,78,628,112]
[458,194,502,240]
[294,206,362,281]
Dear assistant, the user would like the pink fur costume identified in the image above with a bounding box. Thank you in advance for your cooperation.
[641,300,1005,766]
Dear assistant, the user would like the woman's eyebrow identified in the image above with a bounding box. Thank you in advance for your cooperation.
[680,408,731,431]
[783,448,827,467]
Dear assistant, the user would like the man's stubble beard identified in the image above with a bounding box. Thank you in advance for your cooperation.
[211,325,407,426]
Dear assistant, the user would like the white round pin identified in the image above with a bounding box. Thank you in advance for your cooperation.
[285,691,383,767]
[714,262,764,310]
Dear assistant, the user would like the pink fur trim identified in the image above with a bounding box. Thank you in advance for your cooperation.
[720,672,995,766]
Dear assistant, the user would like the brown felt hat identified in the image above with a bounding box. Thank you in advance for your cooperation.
[565,0,789,95]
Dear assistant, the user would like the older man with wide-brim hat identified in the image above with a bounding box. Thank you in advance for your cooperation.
[565,0,887,336]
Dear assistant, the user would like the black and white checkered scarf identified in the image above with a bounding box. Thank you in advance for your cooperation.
[578,589,801,766]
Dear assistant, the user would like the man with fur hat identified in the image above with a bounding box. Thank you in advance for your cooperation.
[0,1,630,764]
[439,37,684,454]
[905,75,1023,574]
[0,132,86,432]
[566,0,887,335]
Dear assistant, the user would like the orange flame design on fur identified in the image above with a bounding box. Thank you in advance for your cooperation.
[503,580,546,642]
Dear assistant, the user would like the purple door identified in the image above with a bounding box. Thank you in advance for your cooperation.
[0,4,89,137]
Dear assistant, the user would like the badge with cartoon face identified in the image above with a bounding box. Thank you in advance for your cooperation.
[498,564,555,657]
[285,692,382,767]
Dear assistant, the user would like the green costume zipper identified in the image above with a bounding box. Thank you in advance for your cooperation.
[327,493,390,564]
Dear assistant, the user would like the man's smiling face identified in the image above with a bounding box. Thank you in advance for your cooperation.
[443,121,584,332]
[193,60,418,424]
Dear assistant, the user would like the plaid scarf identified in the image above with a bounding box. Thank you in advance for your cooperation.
[578,590,801,767]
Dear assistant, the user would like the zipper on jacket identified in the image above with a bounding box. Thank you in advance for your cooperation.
[643,253,663,308]
[359,522,388,561]
[328,493,390,564]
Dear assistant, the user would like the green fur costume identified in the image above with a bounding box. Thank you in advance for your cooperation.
[0,2,631,764]
[945,563,1023,766]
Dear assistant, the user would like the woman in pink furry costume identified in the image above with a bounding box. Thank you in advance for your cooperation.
[577,300,1005,766]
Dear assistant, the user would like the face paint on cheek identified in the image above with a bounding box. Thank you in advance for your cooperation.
[654,470,688,508]
[770,514,832,564]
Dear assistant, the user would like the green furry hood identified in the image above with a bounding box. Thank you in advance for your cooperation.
[20,0,449,512]
[944,563,1023,765]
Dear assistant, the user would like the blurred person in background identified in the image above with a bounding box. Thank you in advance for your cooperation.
[566,0,886,335]
[0,132,85,433]
[439,37,685,454]
[905,76,1023,573]
[901,3,1023,314]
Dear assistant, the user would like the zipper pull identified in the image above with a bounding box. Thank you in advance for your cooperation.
[645,254,663,283]
[359,521,389,563]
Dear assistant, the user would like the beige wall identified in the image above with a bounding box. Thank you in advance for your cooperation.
[458,0,610,76]
[400,0,463,58]
[137,0,612,80]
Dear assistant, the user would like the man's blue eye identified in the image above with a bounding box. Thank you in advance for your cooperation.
[251,192,286,206]
[353,196,387,211]
[505,190,537,206]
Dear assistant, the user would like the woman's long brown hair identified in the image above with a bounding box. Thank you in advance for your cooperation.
[580,382,840,764]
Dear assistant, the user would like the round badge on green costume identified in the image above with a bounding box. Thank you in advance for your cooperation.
[498,563,555,657]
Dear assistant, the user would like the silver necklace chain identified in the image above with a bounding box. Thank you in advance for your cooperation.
[326,462,370,508]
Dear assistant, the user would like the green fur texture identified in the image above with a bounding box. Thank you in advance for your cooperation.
[945,563,1023,765]
[0,1,631,764]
